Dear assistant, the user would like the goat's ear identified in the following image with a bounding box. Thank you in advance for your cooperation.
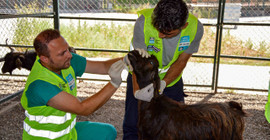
[15,57,23,69]
[150,72,156,81]
[0,57,4,62]
[25,49,28,54]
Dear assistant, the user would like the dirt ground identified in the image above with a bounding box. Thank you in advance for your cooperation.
[0,79,270,140]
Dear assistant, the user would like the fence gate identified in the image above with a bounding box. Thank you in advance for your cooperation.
[0,0,269,103]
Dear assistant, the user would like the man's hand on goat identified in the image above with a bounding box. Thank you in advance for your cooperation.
[134,83,154,102]
[135,48,150,58]
[123,48,150,71]
[108,60,125,88]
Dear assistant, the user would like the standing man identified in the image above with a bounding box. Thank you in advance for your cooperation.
[265,80,270,123]
[21,29,125,140]
[123,0,204,139]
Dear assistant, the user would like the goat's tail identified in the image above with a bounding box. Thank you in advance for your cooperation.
[229,101,249,117]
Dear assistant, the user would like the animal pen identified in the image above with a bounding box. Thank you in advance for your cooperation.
[0,0,269,139]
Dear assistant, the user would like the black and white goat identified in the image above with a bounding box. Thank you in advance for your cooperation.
[128,50,248,140]
[0,39,76,74]
[0,42,36,75]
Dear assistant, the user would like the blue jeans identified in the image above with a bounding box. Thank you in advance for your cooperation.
[75,121,117,140]
[122,73,185,140]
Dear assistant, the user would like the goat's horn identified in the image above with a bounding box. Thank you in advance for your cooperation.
[9,46,15,53]
[6,39,15,53]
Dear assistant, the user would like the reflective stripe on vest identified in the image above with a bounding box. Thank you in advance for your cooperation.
[25,110,72,124]
[159,67,170,74]
[23,118,76,139]
[21,58,77,139]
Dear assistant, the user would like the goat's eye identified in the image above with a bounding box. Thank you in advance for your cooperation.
[150,61,153,65]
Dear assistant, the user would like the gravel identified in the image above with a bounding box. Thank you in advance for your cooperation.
[0,79,270,140]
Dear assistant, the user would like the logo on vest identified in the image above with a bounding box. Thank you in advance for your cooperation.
[149,37,155,44]
[66,74,75,90]
[147,45,160,52]
[178,36,190,51]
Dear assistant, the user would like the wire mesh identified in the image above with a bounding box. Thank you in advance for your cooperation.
[0,0,269,93]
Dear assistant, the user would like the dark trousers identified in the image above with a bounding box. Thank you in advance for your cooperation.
[122,73,185,140]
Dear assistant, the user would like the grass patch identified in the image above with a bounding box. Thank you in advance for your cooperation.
[60,21,134,58]
[11,1,270,66]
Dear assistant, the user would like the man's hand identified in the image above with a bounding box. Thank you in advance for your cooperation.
[108,60,125,88]
[134,83,154,102]
[123,48,150,71]
[134,80,166,102]
[135,48,150,58]
[159,80,166,94]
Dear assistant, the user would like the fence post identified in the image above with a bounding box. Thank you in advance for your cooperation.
[213,0,226,94]
[53,0,60,30]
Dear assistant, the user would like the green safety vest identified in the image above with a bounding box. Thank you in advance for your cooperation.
[21,58,77,140]
[265,80,270,123]
[137,8,198,87]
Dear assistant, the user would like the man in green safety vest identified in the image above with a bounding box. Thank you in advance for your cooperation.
[265,81,270,123]
[21,29,133,140]
[122,0,204,139]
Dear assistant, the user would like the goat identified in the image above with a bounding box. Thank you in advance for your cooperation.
[0,48,36,75]
[0,39,76,74]
[127,50,248,140]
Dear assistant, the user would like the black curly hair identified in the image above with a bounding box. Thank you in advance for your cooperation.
[152,0,189,34]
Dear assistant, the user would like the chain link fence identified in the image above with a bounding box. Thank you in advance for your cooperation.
[0,0,269,94]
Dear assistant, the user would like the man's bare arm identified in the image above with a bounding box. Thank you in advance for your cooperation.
[47,82,117,116]
[84,57,123,74]
[163,52,192,85]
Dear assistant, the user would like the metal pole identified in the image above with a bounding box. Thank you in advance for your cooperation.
[53,0,60,30]
[212,0,222,91]
[214,0,226,94]
[212,0,226,93]
[0,89,24,104]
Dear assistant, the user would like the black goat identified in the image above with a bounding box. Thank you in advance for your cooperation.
[0,42,76,75]
[128,50,248,140]
[0,47,36,75]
